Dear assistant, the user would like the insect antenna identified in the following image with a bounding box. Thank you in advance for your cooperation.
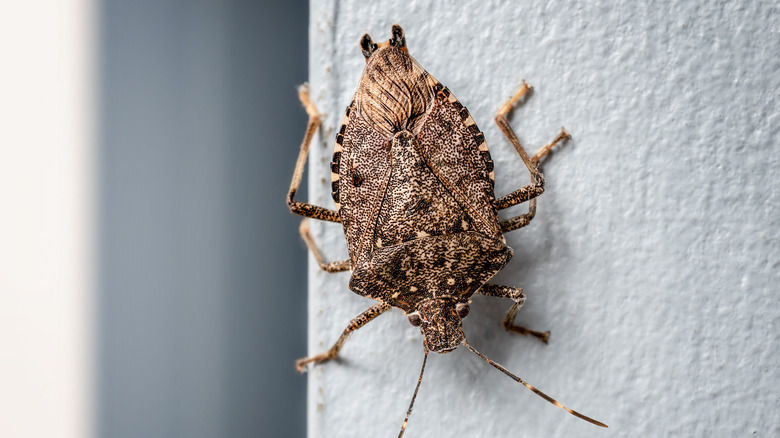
[462,339,608,428]
[397,347,429,438]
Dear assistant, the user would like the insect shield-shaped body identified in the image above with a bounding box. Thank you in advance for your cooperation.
[335,26,508,353]
[287,24,606,436]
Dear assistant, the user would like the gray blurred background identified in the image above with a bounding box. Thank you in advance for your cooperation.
[99,1,308,437]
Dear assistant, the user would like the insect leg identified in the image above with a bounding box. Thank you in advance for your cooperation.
[530,128,570,165]
[478,283,550,343]
[287,83,341,223]
[296,302,391,372]
[493,81,570,233]
[299,219,350,273]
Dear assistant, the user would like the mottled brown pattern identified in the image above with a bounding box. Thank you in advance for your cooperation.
[289,24,606,433]
[417,91,500,237]
[350,232,511,312]
[333,31,512,352]
[373,130,472,247]
[336,105,392,264]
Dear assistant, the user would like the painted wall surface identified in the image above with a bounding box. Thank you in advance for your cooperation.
[304,2,778,437]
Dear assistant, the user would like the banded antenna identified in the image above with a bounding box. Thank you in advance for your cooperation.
[462,339,608,428]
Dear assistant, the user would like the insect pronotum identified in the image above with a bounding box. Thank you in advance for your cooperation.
[287,24,607,436]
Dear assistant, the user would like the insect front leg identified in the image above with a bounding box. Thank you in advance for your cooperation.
[478,283,550,344]
[287,84,341,223]
[296,302,391,372]
[493,81,570,233]
[299,219,350,273]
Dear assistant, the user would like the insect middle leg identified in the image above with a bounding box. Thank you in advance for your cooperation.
[299,219,350,273]
[287,84,341,223]
[493,81,570,233]
[296,302,391,372]
[478,283,550,343]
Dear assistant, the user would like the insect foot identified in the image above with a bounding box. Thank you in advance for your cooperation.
[286,23,607,435]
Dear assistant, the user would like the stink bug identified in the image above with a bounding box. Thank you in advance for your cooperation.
[287,24,607,435]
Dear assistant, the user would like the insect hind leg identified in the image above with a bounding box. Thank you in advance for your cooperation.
[493,81,570,233]
[478,283,550,344]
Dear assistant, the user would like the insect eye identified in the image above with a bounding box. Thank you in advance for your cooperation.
[456,304,470,319]
[407,313,422,326]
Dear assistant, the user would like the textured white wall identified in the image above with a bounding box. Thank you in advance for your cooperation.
[303,1,778,437]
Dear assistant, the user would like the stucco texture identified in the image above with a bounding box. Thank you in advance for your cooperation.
[302,1,778,436]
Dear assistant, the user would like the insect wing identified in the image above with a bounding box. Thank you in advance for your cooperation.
[333,103,392,264]
[416,81,500,237]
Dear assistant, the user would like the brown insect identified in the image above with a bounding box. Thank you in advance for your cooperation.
[287,24,607,436]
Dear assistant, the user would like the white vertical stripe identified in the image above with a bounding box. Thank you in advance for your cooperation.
[0,1,95,437]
